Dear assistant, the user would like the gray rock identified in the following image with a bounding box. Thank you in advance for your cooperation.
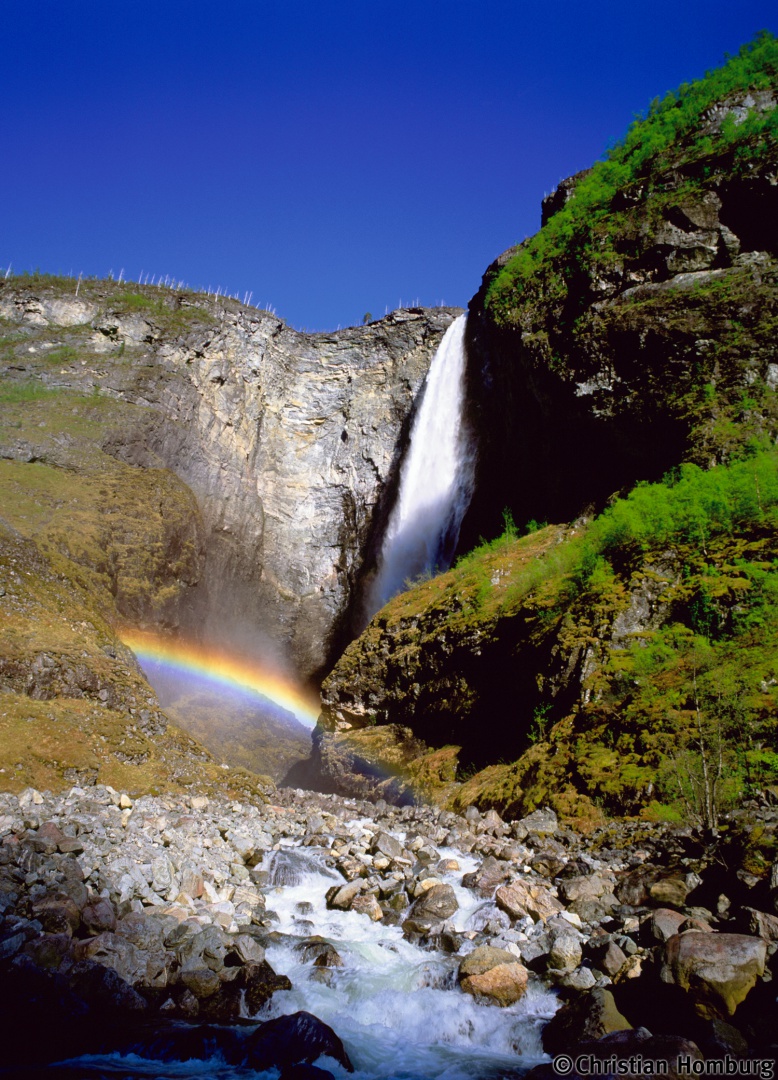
[406,883,458,926]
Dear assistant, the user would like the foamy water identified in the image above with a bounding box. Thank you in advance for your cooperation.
[257,844,556,1079]
[56,834,555,1080]
[368,314,474,614]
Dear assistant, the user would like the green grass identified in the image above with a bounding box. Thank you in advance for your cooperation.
[0,381,63,404]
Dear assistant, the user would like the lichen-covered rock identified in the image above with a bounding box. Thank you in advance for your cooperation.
[660,931,767,1018]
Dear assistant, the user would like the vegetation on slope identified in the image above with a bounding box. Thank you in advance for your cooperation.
[322,439,778,826]
[0,281,286,797]
[485,31,778,324]
[457,444,778,822]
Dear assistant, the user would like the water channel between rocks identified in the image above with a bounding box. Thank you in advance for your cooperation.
[54,819,556,1080]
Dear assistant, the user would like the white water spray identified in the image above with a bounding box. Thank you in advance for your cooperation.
[368,313,474,615]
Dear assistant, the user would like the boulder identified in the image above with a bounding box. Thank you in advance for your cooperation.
[325,881,363,911]
[245,1010,353,1073]
[81,897,117,935]
[73,931,149,986]
[458,946,529,1006]
[660,931,767,1018]
[542,988,632,1055]
[31,894,81,935]
[406,883,458,926]
[586,938,627,978]
[514,808,558,839]
[461,856,511,895]
[243,960,293,1013]
[180,967,221,999]
[548,933,582,974]
[349,894,383,921]
[558,874,613,904]
[650,908,686,942]
[743,906,778,943]
[370,832,404,860]
[495,879,563,923]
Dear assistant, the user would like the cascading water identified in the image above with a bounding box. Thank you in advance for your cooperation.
[258,832,556,1079]
[367,313,474,616]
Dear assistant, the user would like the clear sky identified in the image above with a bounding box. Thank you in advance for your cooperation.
[2,1,775,330]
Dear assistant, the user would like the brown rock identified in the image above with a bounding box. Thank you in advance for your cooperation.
[661,931,767,1018]
[495,880,563,923]
[461,856,511,896]
[650,876,689,908]
[31,894,81,936]
[459,945,518,980]
[460,961,528,1006]
[587,939,627,978]
[73,931,148,986]
[349,894,384,921]
[243,960,293,1012]
[82,897,117,936]
[651,908,686,942]
[744,906,778,943]
[542,988,632,1055]
[325,881,363,911]
[180,967,221,999]
[558,874,613,904]
[406,883,458,926]
[23,932,71,971]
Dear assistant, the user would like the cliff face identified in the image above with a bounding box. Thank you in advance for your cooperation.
[0,282,459,680]
[314,38,778,821]
[460,43,778,545]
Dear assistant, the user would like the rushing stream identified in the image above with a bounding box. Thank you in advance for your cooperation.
[45,823,556,1080]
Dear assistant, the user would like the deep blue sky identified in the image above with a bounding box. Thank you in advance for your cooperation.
[2,2,775,330]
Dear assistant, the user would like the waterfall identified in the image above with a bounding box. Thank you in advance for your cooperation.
[367,313,474,615]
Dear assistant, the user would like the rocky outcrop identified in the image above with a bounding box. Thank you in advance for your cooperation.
[460,69,778,545]
[0,280,460,679]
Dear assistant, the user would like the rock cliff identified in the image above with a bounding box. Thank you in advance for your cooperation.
[0,282,459,680]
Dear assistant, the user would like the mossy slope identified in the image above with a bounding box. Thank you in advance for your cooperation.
[462,33,778,545]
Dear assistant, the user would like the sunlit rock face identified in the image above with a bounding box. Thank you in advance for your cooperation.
[0,282,460,680]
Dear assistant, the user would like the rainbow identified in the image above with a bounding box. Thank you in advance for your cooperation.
[119,629,321,728]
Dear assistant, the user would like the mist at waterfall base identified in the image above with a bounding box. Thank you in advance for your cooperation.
[122,631,318,780]
[367,314,474,617]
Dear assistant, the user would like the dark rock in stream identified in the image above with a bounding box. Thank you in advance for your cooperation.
[245,1010,354,1072]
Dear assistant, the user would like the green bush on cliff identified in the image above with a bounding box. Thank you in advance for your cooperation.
[587,445,778,563]
[447,446,778,820]
[485,31,778,321]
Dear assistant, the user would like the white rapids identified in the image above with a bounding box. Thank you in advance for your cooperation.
[257,838,557,1080]
[368,313,475,615]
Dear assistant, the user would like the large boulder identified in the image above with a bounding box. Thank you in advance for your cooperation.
[405,883,458,927]
[245,1011,353,1073]
[660,931,767,1018]
[542,988,632,1055]
[495,879,564,923]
